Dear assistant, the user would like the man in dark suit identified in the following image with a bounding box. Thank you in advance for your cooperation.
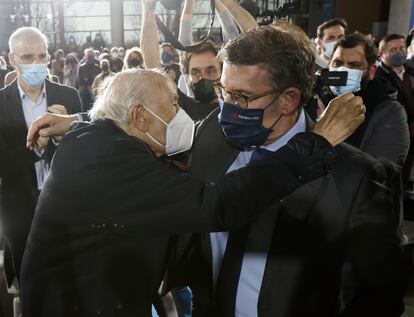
[179,22,404,316]
[20,69,364,316]
[376,33,414,138]
[0,27,81,288]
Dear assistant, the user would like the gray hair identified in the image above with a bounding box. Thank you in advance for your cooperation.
[9,27,48,53]
[89,69,174,128]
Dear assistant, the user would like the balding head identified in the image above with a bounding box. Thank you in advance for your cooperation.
[9,27,48,53]
[90,69,176,128]
[90,69,179,156]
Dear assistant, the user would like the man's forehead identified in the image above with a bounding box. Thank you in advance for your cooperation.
[333,45,366,62]
[14,38,47,53]
[324,25,344,37]
[189,51,218,70]
[221,63,271,92]
[386,39,406,49]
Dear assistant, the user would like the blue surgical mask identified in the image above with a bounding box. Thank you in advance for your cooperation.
[20,63,48,89]
[329,66,364,96]
[218,98,282,147]
[324,41,336,59]
[161,52,174,64]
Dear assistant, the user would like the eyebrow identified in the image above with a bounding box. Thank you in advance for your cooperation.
[221,82,256,96]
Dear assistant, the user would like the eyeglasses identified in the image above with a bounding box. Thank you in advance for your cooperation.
[13,53,50,64]
[213,81,276,108]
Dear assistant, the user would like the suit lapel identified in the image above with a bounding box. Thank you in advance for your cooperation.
[190,108,239,183]
[44,79,57,107]
[5,80,27,135]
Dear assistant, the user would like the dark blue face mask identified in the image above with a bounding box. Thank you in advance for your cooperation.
[218,97,282,147]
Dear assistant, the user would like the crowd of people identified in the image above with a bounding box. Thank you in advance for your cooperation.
[0,0,413,316]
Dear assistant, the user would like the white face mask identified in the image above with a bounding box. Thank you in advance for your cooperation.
[143,106,195,156]
[324,41,337,59]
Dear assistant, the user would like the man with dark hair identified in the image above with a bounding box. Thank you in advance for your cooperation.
[376,34,414,137]
[317,18,348,66]
[183,22,404,317]
[179,41,221,105]
[317,33,410,166]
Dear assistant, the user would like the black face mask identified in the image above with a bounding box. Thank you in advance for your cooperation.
[101,65,109,72]
[191,78,217,104]
[129,58,141,67]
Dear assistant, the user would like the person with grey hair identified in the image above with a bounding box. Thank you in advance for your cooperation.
[20,68,364,316]
[0,26,81,288]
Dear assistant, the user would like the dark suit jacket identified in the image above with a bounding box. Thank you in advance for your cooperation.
[0,79,81,286]
[20,119,335,317]
[375,62,414,124]
[184,109,405,317]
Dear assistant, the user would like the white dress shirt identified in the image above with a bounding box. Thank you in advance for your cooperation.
[17,82,49,190]
[210,109,307,317]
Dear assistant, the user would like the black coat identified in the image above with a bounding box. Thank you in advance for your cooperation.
[182,109,405,317]
[20,119,335,317]
[0,79,81,286]
[375,62,414,124]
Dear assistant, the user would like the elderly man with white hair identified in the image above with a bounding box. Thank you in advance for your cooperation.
[0,27,81,288]
[19,67,364,316]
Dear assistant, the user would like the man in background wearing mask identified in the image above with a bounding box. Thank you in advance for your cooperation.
[92,59,115,96]
[318,33,410,167]
[376,34,414,212]
[316,18,347,69]
[159,43,181,85]
[77,48,100,111]
[0,27,81,289]
[376,34,414,138]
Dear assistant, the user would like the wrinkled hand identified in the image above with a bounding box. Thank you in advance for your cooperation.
[48,104,68,115]
[312,92,365,146]
[27,113,77,150]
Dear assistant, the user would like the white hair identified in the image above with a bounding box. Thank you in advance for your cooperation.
[89,69,175,128]
[9,27,48,53]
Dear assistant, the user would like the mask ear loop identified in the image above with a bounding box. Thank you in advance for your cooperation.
[141,105,168,148]
[263,93,283,129]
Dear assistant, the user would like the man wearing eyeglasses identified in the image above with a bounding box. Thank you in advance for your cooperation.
[0,27,81,288]
[182,22,405,317]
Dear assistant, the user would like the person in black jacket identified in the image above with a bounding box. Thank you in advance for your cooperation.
[316,33,410,167]
[21,68,364,317]
[0,27,81,289]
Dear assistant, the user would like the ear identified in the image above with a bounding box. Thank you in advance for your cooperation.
[279,87,301,115]
[9,52,16,68]
[130,105,149,132]
[367,64,377,80]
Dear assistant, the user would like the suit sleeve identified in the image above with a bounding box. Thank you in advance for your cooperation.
[0,129,38,178]
[360,101,410,167]
[100,132,336,236]
[340,159,405,316]
[67,87,82,114]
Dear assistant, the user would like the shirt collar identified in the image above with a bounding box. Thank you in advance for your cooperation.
[17,80,47,102]
[261,108,307,152]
